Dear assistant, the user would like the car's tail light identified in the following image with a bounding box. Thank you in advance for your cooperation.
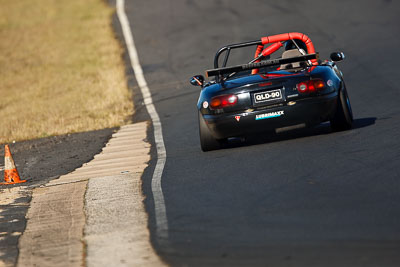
[296,79,325,93]
[210,94,238,109]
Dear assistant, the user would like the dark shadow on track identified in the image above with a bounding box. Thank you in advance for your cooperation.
[352,117,377,129]
[221,117,376,150]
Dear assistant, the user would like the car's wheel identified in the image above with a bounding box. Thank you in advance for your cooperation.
[198,111,221,151]
[330,85,353,131]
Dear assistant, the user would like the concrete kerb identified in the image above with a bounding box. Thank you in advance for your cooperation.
[17,121,166,266]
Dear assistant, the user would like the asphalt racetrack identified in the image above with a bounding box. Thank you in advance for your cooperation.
[119,1,400,266]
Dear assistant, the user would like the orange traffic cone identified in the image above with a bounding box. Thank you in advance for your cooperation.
[0,145,26,185]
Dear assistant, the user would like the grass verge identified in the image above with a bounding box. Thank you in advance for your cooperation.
[0,0,133,143]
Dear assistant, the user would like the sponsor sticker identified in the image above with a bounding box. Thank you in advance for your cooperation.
[202,101,209,109]
[255,110,284,120]
[235,115,241,122]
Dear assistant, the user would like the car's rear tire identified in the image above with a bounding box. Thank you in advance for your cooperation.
[330,85,353,131]
[199,111,221,151]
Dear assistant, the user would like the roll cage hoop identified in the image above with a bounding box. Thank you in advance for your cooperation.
[211,32,318,80]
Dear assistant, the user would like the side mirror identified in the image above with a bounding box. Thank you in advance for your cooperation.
[190,75,204,86]
[330,52,345,62]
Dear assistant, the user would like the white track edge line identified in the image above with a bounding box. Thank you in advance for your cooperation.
[116,0,168,240]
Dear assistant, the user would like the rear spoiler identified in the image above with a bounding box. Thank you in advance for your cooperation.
[206,53,318,77]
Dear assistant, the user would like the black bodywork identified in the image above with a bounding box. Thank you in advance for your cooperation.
[192,38,353,151]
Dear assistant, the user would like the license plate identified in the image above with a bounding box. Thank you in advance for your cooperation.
[253,89,283,104]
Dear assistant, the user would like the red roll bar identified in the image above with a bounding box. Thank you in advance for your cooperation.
[251,32,318,74]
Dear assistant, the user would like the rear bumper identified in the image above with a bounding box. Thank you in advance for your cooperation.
[203,92,337,139]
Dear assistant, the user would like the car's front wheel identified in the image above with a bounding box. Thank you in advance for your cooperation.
[331,85,353,131]
[198,111,221,151]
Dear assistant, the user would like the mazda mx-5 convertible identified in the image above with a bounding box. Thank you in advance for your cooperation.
[190,32,353,151]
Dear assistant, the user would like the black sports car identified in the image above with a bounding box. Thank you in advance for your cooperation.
[191,32,353,151]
